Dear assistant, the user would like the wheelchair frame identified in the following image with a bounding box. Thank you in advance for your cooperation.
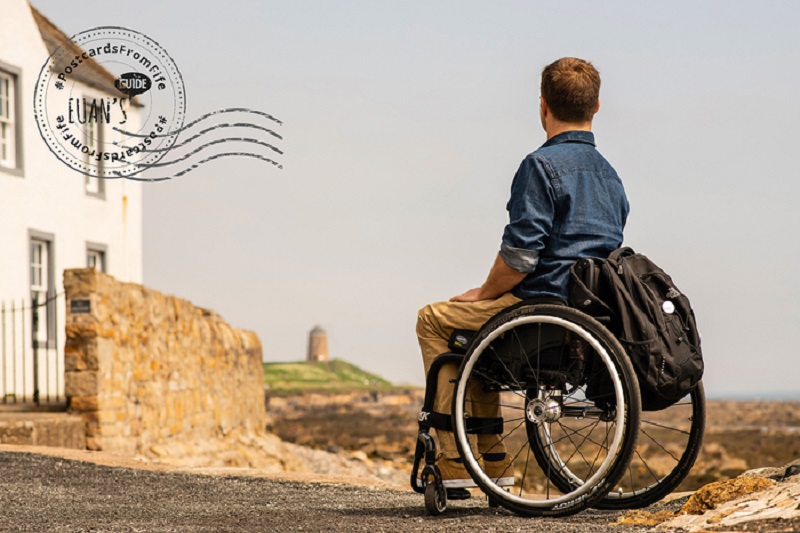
[411,282,706,517]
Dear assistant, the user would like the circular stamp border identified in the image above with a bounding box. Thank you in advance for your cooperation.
[34,26,186,179]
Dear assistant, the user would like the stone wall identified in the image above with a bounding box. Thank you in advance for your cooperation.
[63,268,265,455]
[0,413,86,449]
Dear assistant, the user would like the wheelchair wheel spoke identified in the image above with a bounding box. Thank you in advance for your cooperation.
[628,464,636,495]
[586,421,612,478]
[464,397,526,411]
[477,418,526,458]
[634,446,663,485]
[641,419,691,436]
[546,419,604,448]
[500,435,530,481]
[471,368,527,400]
[488,345,527,392]
[519,444,532,498]
[450,304,642,516]
[556,421,596,475]
[640,427,681,463]
[512,327,543,391]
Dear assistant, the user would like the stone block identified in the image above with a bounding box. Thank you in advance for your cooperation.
[83,419,99,438]
[96,337,114,369]
[65,371,98,397]
[69,396,99,412]
[64,268,98,299]
[0,423,34,445]
[98,411,118,424]
[64,321,98,340]
[65,339,99,372]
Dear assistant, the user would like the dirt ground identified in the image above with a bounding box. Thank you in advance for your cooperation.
[0,445,648,533]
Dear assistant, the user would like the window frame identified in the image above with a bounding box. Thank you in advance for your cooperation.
[86,242,108,273]
[83,95,106,198]
[28,230,56,349]
[0,61,23,177]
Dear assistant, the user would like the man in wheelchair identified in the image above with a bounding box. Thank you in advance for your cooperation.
[416,57,629,497]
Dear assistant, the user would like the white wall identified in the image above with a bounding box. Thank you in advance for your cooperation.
[0,0,143,402]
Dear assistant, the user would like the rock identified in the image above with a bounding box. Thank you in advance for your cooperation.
[659,470,800,532]
[681,476,776,515]
[739,466,787,479]
[741,458,800,481]
[785,463,800,479]
[349,450,369,463]
[614,509,678,526]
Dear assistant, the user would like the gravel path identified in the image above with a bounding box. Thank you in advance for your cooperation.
[0,451,651,533]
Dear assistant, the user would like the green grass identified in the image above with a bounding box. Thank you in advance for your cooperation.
[263,359,399,394]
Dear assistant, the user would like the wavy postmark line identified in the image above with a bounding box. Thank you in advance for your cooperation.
[114,123,282,152]
[128,137,282,167]
[113,107,282,138]
[112,107,283,180]
[114,152,282,181]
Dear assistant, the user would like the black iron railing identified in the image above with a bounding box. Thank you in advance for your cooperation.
[0,291,64,406]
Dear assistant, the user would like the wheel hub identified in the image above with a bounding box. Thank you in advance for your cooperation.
[526,396,561,423]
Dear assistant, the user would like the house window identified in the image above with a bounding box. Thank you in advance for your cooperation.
[0,70,16,169]
[30,237,53,346]
[86,244,107,273]
[84,98,105,197]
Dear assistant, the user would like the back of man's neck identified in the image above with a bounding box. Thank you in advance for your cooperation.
[546,122,593,140]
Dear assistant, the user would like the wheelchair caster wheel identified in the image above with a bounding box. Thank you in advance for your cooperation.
[424,481,447,516]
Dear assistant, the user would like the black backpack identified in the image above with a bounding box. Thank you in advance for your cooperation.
[570,247,704,411]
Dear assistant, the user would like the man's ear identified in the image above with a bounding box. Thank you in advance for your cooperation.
[539,97,548,130]
[594,99,601,114]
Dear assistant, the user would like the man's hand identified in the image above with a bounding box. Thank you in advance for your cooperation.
[450,287,485,302]
[449,253,527,303]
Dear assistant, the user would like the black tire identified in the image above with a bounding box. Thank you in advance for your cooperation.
[594,381,706,509]
[424,482,447,516]
[451,304,641,517]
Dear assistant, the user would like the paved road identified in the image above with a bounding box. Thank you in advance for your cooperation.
[0,451,659,532]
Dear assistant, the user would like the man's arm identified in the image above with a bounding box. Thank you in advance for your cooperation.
[450,155,555,304]
[450,253,526,302]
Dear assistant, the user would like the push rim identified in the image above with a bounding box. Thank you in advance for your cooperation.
[452,312,630,509]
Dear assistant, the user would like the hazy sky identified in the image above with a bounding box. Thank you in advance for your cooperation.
[32,1,800,397]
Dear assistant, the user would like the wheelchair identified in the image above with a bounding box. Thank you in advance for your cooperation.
[410,261,705,517]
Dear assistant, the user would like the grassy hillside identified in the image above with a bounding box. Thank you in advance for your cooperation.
[263,359,398,394]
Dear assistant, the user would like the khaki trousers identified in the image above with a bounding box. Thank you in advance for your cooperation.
[416,292,521,458]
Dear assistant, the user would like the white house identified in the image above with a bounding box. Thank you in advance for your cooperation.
[0,1,143,405]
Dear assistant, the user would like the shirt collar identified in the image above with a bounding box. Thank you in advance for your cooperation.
[541,130,596,148]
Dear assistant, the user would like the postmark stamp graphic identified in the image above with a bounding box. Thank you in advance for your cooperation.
[34,26,186,178]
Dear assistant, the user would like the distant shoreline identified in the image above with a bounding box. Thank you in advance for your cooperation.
[706,392,800,401]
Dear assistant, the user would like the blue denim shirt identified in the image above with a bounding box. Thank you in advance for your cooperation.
[500,130,629,301]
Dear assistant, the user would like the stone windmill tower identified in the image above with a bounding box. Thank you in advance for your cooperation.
[307,325,329,363]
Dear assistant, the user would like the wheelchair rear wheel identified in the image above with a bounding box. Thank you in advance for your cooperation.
[526,376,705,508]
[594,381,705,509]
[451,304,641,517]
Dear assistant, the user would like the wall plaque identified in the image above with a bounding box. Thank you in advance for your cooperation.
[70,299,91,314]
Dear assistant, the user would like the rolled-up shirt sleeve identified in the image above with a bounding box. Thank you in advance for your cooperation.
[500,155,556,273]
